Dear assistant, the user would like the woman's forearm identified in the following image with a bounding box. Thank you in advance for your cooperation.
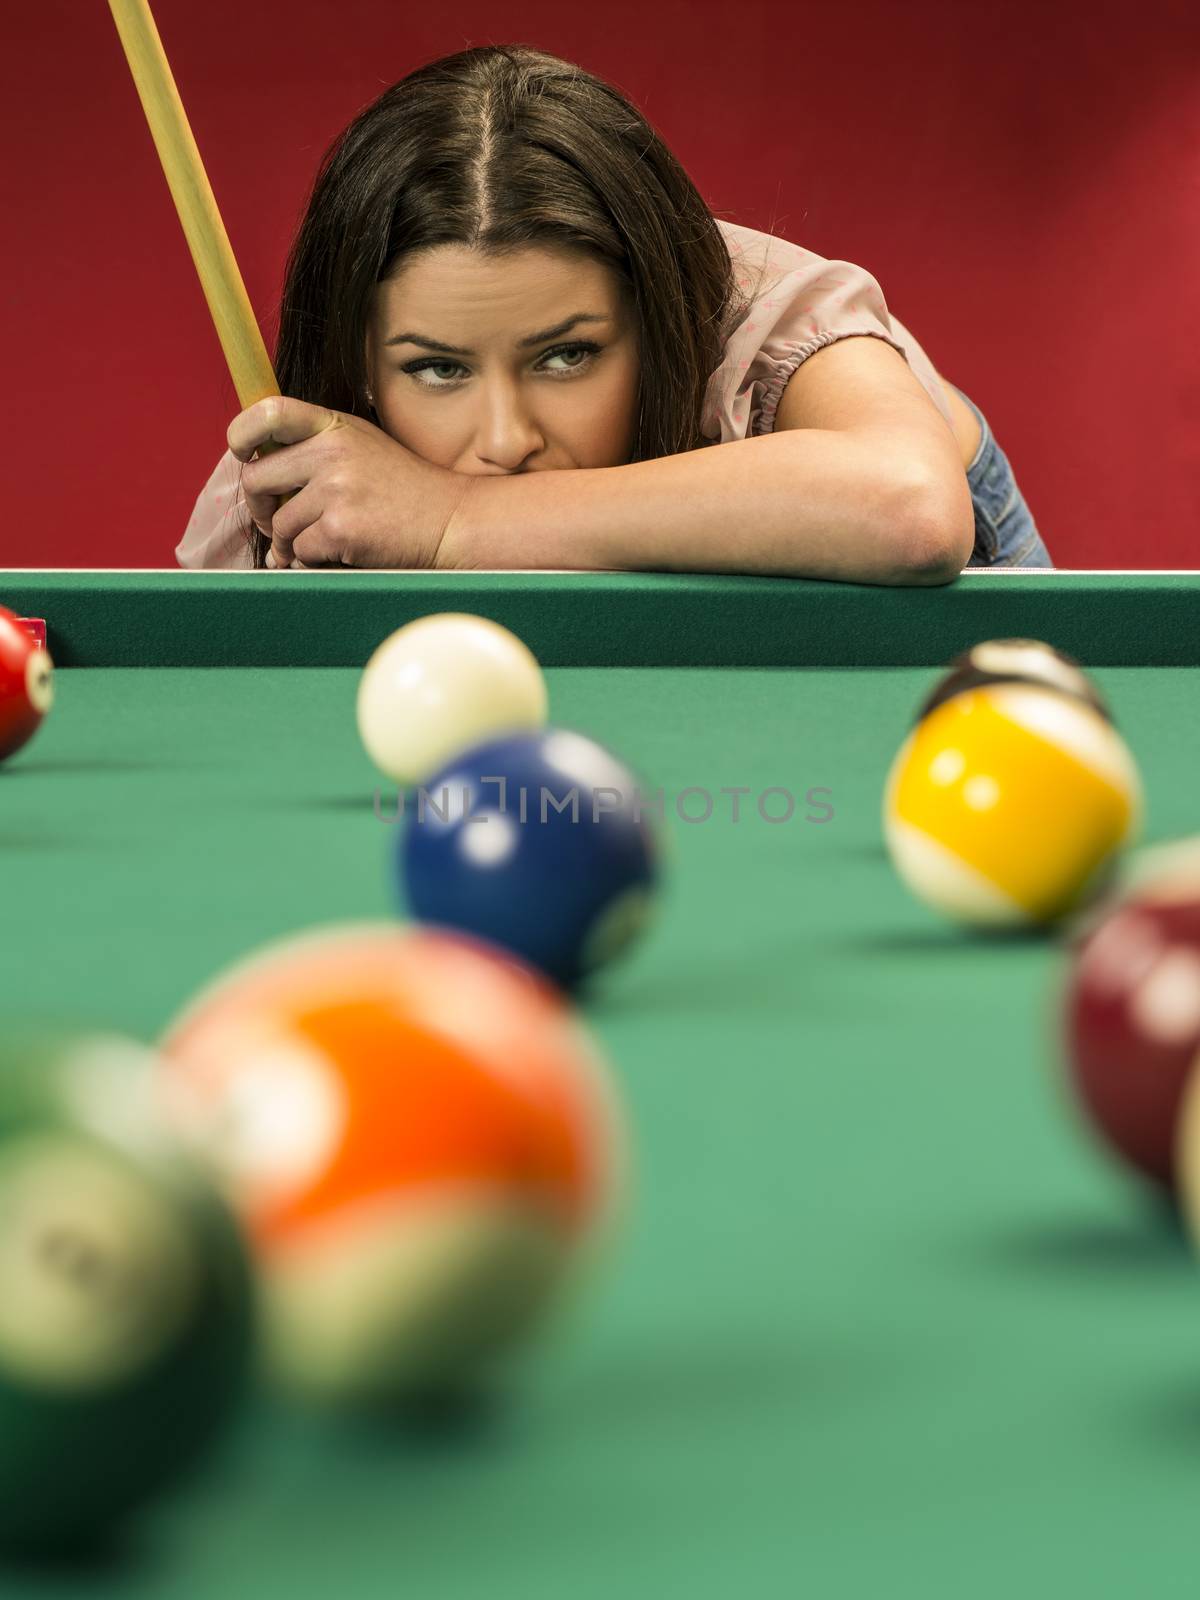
[439,429,969,585]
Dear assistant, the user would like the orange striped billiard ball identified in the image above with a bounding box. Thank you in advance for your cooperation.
[158,923,625,1404]
[884,683,1142,929]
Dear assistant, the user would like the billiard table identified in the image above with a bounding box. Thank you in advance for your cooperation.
[3,569,1200,1596]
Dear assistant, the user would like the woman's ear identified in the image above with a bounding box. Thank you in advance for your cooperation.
[363,335,377,411]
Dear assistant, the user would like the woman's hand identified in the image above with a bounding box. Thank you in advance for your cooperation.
[227,397,476,569]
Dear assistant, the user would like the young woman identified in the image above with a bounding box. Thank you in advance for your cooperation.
[179,44,1053,581]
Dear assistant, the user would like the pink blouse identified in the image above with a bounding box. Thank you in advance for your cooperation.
[176,219,957,569]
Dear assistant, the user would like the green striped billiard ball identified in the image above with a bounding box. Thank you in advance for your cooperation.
[915,638,1113,727]
[0,1030,253,1556]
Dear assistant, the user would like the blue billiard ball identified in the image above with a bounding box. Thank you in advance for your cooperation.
[399,728,660,988]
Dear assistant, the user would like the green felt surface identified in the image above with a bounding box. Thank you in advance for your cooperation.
[3,649,1200,1595]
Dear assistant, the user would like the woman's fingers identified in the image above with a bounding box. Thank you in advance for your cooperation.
[227,396,336,463]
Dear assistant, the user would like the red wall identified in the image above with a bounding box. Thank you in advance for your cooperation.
[4,0,1197,569]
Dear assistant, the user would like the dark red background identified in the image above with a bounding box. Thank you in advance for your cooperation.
[4,0,1197,569]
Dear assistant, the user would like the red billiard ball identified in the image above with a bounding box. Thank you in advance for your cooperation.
[0,606,54,762]
[1061,839,1200,1189]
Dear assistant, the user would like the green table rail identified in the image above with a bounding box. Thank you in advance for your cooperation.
[2,570,1198,667]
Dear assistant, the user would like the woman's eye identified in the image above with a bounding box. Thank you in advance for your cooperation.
[402,341,601,389]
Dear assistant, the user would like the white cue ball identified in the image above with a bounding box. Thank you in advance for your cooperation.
[356,613,549,788]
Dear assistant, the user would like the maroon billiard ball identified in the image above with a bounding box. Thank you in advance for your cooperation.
[0,606,54,762]
[1062,840,1200,1189]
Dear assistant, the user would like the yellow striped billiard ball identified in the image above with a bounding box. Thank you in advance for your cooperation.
[883,684,1142,928]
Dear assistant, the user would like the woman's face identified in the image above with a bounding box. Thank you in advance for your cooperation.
[364,246,641,476]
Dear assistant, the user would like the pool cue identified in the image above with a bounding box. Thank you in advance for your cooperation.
[107,0,294,496]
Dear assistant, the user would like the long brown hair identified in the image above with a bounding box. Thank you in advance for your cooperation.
[238,44,756,567]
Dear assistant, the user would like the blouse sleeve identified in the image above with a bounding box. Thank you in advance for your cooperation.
[175,447,255,570]
[704,223,955,445]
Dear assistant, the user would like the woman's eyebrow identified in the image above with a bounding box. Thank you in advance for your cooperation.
[384,312,612,356]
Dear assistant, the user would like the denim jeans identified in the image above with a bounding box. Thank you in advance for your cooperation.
[953,385,1054,569]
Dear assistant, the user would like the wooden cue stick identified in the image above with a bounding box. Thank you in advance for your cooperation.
[107,0,290,474]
